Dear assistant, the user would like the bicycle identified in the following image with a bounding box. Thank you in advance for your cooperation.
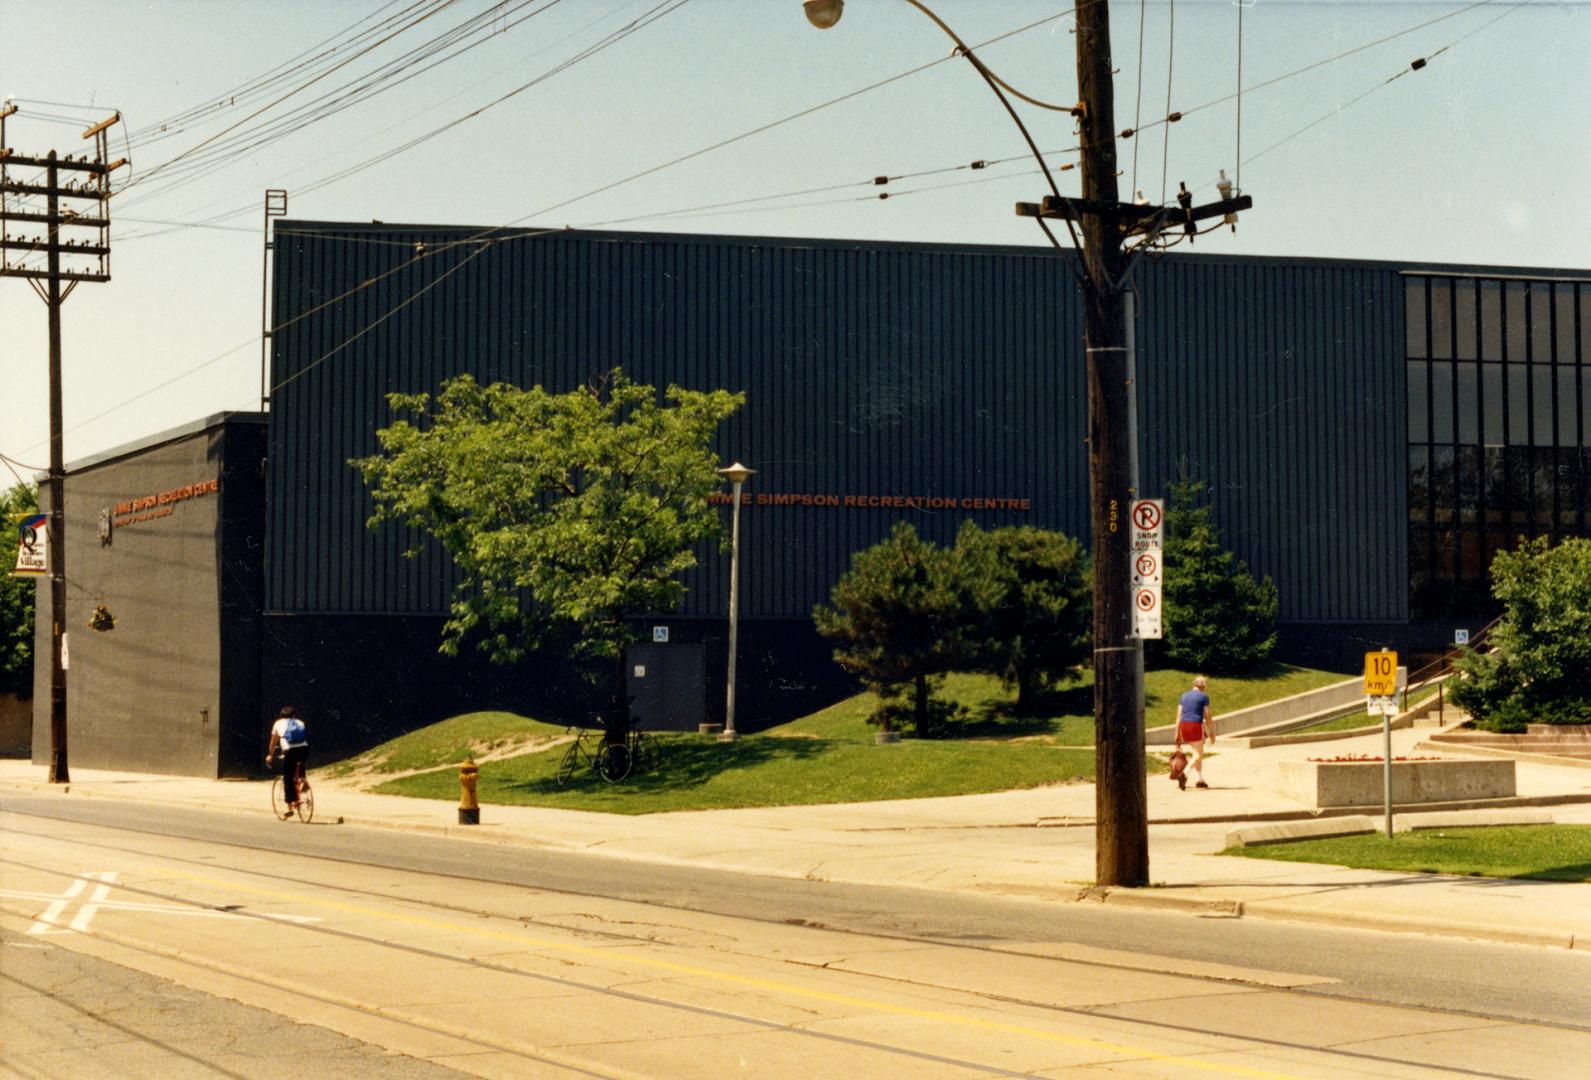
[555,723,663,786]
[269,760,314,822]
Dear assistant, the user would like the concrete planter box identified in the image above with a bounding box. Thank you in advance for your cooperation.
[1279,758,1516,809]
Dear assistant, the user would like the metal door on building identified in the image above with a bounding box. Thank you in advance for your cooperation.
[625,644,706,732]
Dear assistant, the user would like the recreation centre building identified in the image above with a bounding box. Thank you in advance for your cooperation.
[33,222,1591,774]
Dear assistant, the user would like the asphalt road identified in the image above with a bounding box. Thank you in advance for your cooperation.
[4,793,1585,1029]
[3,794,1589,1079]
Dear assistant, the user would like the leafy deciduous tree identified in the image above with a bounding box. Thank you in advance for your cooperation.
[1451,537,1591,731]
[355,371,743,730]
[1,483,39,699]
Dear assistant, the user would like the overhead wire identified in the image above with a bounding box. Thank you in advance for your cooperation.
[1131,0,1146,198]
[121,0,468,194]
[18,0,1518,449]
[1160,0,1174,205]
[112,0,680,240]
[118,0,647,232]
[111,4,1075,246]
[127,0,428,144]
[115,0,562,209]
[1126,0,1503,141]
[1235,0,1243,193]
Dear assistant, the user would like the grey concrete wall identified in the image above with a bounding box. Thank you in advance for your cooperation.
[33,429,227,776]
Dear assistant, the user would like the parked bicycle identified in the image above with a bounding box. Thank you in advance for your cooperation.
[556,721,662,786]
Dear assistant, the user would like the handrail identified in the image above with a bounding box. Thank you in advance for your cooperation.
[1401,613,1505,715]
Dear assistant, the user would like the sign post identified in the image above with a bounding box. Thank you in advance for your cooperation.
[1364,649,1400,836]
[1129,499,1163,640]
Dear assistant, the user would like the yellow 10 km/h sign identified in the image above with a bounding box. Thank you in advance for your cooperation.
[1364,650,1399,696]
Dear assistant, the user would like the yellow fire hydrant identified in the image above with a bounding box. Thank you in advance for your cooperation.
[458,757,480,825]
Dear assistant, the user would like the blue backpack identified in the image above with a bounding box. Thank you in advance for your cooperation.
[281,717,306,746]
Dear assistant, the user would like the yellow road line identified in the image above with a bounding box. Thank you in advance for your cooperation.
[154,864,1303,1079]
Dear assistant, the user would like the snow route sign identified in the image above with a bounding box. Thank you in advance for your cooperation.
[1129,498,1164,639]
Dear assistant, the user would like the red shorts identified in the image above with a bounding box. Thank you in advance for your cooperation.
[1177,721,1206,744]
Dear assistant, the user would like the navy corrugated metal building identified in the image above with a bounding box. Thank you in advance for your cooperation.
[262,222,1589,748]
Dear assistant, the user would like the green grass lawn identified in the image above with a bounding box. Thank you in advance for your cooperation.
[372,733,1097,814]
[341,663,1346,815]
[322,711,569,778]
[1225,826,1591,882]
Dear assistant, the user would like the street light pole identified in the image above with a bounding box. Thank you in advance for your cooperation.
[717,462,756,743]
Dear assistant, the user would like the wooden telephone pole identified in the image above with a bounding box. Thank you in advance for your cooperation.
[1017,7,1252,886]
[0,106,126,783]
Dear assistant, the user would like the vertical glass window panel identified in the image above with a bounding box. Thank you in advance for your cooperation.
[1406,278,1428,358]
[1432,446,1457,521]
[1408,526,1434,615]
[1482,364,1504,446]
[1435,527,1459,586]
[1459,529,1484,585]
[1456,447,1481,523]
[1507,365,1530,444]
[1558,448,1580,529]
[1580,288,1590,362]
[1531,285,1554,363]
[1532,367,1554,446]
[1407,361,1429,442]
[1556,287,1576,363]
[1480,281,1503,361]
[1431,363,1454,444]
[1505,447,1533,519]
[1506,282,1528,362]
[1485,529,1511,577]
[1455,281,1478,360]
[1456,363,1479,444]
[1483,447,1506,523]
[1558,367,1578,447]
[1430,279,1453,359]
[1540,453,1561,525]
[1408,445,1431,522]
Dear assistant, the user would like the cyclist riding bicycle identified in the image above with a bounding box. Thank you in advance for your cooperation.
[267,705,310,817]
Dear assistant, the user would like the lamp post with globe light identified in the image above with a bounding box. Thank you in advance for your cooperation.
[717,462,756,742]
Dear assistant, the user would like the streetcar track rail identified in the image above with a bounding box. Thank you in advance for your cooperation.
[1,812,1572,1080]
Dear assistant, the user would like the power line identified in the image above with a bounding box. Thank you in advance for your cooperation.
[127,0,426,143]
[121,0,468,194]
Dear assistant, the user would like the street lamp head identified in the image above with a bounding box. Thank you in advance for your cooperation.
[717,461,756,485]
[803,0,843,30]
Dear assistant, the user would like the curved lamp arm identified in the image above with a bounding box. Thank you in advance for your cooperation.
[805,0,1076,212]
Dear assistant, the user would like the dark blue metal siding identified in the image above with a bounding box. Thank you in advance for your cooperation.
[1135,257,1407,622]
[267,224,1406,624]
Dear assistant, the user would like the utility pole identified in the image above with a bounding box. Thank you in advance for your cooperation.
[0,106,126,783]
[1016,8,1251,886]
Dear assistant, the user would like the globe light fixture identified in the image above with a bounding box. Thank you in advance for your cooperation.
[803,0,844,30]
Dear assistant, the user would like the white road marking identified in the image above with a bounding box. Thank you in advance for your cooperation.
[3,871,320,934]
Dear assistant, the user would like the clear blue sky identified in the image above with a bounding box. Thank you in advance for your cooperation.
[3,0,1587,473]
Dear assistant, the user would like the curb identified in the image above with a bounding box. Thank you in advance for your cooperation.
[5,778,1586,952]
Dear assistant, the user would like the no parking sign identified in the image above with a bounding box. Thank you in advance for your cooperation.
[1129,499,1163,639]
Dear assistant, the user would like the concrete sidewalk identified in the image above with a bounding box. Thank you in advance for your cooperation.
[5,725,1590,952]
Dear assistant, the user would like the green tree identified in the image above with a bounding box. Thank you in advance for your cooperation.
[1,483,39,698]
[955,522,1091,712]
[1156,468,1278,674]
[355,371,743,731]
[1451,537,1591,731]
[813,523,987,736]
